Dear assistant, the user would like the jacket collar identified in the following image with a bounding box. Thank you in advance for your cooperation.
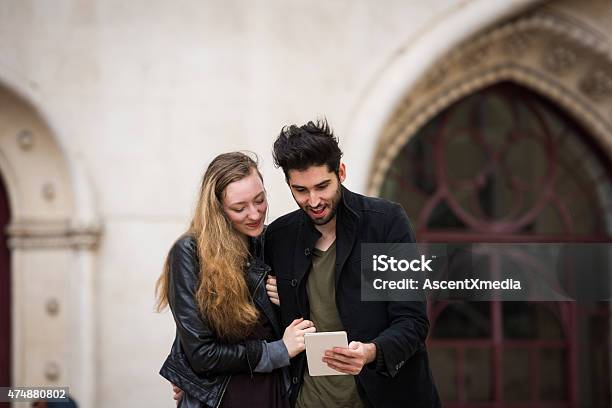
[334,185,360,287]
[337,184,360,223]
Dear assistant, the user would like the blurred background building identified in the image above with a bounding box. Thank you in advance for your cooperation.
[0,0,610,407]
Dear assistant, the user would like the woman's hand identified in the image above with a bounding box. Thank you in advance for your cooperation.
[283,318,316,358]
[266,275,280,306]
[171,383,183,405]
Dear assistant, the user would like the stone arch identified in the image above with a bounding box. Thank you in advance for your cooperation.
[366,9,612,195]
[0,78,100,406]
[343,0,546,193]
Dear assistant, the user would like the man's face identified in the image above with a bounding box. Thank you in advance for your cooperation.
[287,163,346,225]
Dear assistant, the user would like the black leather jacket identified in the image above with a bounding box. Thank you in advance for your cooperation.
[159,234,284,408]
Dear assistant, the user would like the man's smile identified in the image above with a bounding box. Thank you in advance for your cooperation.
[309,205,327,218]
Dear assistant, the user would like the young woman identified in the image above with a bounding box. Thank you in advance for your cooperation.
[156,152,315,408]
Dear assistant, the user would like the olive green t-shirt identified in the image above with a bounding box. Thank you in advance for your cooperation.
[296,241,364,408]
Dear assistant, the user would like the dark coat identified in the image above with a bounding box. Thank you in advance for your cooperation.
[159,234,284,408]
[265,186,441,408]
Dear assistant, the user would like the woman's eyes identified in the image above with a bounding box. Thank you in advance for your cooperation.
[232,199,264,212]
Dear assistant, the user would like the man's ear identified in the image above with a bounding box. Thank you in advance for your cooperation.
[338,162,346,183]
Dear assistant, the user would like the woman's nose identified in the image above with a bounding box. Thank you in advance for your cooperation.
[246,205,260,220]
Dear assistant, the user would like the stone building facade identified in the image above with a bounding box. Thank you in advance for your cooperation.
[0,0,609,406]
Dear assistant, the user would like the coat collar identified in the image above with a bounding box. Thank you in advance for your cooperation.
[334,185,360,287]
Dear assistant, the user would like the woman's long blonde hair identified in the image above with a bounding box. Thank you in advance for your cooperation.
[156,152,262,341]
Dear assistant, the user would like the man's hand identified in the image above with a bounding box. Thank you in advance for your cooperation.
[172,383,183,405]
[323,341,376,375]
[266,275,280,306]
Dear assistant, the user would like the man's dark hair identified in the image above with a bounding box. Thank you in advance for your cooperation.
[272,119,343,178]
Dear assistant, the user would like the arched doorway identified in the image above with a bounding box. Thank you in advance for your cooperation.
[379,82,611,407]
[0,80,101,406]
[0,175,10,388]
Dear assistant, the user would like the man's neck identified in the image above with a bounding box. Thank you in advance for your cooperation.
[314,216,336,251]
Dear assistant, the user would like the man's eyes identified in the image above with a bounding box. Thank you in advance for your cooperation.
[295,185,328,193]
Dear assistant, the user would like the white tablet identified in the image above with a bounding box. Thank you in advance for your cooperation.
[304,331,349,376]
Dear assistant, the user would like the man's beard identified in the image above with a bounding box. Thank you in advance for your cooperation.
[304,185,341,226]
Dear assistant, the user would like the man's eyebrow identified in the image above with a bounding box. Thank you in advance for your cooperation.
[228,191,265,206]
[290,179,332,189]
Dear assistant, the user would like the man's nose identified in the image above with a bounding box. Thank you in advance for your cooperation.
[308,192,321,208]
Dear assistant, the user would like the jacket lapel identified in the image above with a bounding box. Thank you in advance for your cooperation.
[294,214,320,315]
[335,186,359,288]
[249,261,284,338]
[244,263,264,294]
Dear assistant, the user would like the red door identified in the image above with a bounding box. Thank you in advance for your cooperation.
[0,175,11,388]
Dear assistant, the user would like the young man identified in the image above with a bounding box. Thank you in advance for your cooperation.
[265,120,440,407]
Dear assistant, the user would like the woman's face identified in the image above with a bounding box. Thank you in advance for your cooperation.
[222,169,267,238]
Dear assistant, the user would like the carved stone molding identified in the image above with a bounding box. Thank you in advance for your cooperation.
[543,44,577,74]
[369,11,612,196]
[7,219,102,250]
[580,69,612,100]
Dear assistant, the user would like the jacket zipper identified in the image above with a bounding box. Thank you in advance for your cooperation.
[253,269,266,294]
[214,375,231,408]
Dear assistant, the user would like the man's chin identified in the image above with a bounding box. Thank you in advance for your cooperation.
[311,216,333,225]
